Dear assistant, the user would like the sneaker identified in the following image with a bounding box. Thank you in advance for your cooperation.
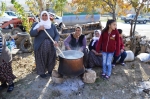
[0,82,7,90]
[46,72,52,77]
[7,83,14,92]
[121,63,126,66]
[105,75,110,79]
[112,64,115,68]
[101,73,106,79]
[40,74,47,78]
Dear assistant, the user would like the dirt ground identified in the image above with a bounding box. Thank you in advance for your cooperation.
[0,53,150,99]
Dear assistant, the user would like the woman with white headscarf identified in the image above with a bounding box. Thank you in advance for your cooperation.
[88,30,103,68]
[0,32,16,92]
[30,11,60,78]
[64,25,88,67]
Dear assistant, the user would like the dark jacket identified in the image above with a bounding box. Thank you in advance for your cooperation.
[96,29,120,56]
[69,34,85,48]
[88,39,98,51]
[30,22,60,51]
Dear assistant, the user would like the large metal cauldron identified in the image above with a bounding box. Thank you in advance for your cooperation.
[58,50,85,77]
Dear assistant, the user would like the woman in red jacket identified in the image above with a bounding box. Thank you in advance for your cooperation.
[96,19,120,79]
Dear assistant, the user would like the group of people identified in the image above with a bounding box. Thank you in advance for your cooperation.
[0,11,127,92]
[30,11,127,79]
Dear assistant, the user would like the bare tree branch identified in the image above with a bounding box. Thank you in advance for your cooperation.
[103,0,114,10]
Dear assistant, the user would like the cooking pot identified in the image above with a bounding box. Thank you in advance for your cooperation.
[58,50,85,77]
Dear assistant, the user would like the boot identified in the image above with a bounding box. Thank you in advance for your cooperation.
[0,82,8,90]
[7,83,14,92]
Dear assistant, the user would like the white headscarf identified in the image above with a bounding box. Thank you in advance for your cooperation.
[92,30,101,46]
[33,11,51,30]
[75,25,82,34]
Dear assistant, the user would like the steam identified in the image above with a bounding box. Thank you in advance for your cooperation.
[59,50,84,59]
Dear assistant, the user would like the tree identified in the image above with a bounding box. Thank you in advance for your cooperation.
[71,0,132,20]
[126,0,150,54]
[25,0,41,16]
[52,0,68,16]
[0,2,6,17]
[11,0,33,33]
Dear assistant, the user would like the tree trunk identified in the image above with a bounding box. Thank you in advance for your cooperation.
[132,12,138,37]
[112,10,116,20]
[130,10,140,54]
[37,0,44,12]
[130,20,133,37]
[60,9,63,16]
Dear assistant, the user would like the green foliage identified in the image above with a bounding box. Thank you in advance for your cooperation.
[52,0,67,16]
[0,2,6,17]
[11,0,33,33]
[25,0,40,16]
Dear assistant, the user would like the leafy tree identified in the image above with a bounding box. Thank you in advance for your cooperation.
[0,2,6,17]
[25,0,41,16]
[11,0,33,33]
[126,0,150,54]
[71,0,132,20]
[26,0,53,14]
[52,0,68,16]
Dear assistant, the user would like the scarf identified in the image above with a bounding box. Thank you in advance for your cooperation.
[91,30,101,46]
[33,11,51,30]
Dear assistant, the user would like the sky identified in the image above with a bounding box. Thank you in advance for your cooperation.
[0,0,26,5]
[0,0,29,10]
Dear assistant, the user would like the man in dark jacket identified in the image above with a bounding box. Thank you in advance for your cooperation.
[112,29,127,67]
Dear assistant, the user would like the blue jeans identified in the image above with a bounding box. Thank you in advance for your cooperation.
[112,51,127,64]
[102,52,114,76]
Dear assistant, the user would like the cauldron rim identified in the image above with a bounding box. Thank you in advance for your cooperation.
[59,50,84,59]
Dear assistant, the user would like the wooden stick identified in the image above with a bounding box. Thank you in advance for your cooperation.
[43,29,65,58]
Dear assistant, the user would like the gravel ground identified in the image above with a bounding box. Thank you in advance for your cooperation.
[0,53,150,99]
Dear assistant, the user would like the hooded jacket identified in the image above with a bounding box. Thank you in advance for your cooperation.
[96,29,120,56]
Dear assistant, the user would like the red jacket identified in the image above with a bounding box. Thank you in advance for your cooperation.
[96,29,120,56]
[120,36,124,50]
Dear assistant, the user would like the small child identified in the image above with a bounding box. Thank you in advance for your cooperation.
[112,29,127,67]
[96,19,120,79]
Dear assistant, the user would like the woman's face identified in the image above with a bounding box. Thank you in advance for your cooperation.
[95,32,100,37]
[109,22,117,30]
[42,13,48,21]
[75,27,81,37]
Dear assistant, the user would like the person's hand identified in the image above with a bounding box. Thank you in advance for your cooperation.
[67,46,71,50]
[37,25,44,32]
[78,48,83,52]
[97,53,102,56]
[54,41,58,47]
[121,49,124,53]
[92,50,98,55]
[94,51,99,55]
